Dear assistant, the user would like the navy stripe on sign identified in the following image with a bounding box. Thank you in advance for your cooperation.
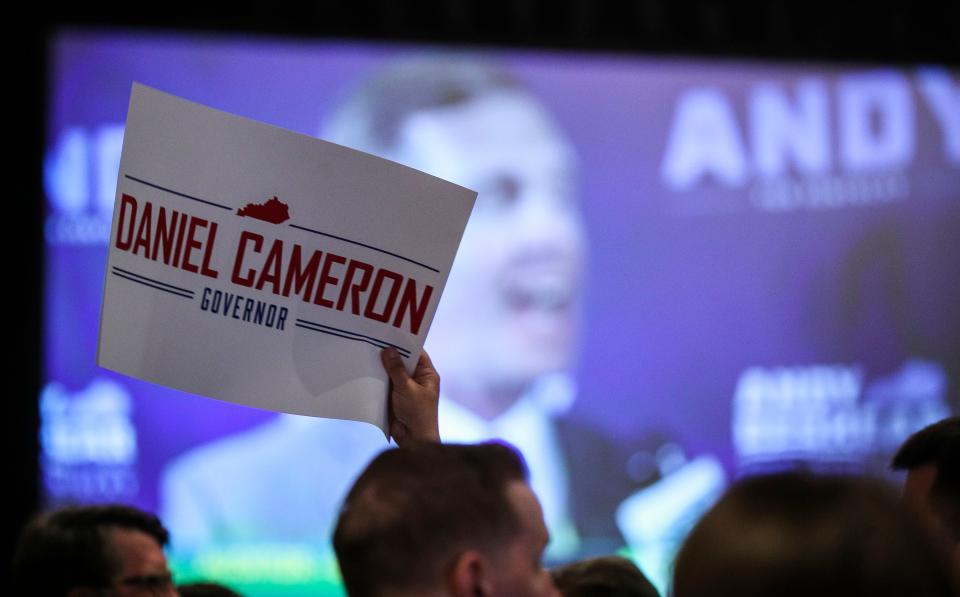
[111,270,194,299]
[112,267,195,295]
[124,175,233,211]
[295,319,411,356]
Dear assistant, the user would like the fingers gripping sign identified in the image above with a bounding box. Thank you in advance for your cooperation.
[381,347,441,446]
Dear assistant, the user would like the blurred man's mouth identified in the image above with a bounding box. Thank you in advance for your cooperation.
[503,269,576,315]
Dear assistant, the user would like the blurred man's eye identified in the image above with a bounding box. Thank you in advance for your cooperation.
[477,175,521,210]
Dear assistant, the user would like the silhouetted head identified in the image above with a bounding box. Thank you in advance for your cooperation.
[551,555,660,597]
[672,473,957,597]
[891,416,960,549]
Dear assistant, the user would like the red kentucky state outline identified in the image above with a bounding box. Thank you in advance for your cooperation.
[236,196,291,224]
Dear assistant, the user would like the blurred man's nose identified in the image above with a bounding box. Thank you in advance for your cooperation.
[513,192,583,254]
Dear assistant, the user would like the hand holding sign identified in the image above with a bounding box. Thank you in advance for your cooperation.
[381,347,440,446]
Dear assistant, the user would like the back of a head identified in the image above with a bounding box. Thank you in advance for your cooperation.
[333,442,527,597]
[938,435,960,546]
[892,416,960,544]
[178,581,244,597]
[672,473,957,597]
[892,418,960,472]
[12,504,170,597]
[551,556,660,597]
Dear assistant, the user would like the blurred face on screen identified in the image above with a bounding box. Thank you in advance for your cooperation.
[399,91,586,418]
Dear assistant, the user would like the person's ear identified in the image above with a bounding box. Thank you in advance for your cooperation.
[449,550,493,597]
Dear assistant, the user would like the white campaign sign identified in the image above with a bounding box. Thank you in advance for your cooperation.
[97,83,476,436]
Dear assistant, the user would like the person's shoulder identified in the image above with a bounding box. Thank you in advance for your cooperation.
[554,414,675,463]
[554,415,634,457]
[554,414,681,542]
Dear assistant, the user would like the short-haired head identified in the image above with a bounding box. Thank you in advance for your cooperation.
[333,442,529,597]
[892,417,960,472]
[12,503,171,596]
[551,556,660,597]
[891,416,960,545]
[672,473,957,597]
